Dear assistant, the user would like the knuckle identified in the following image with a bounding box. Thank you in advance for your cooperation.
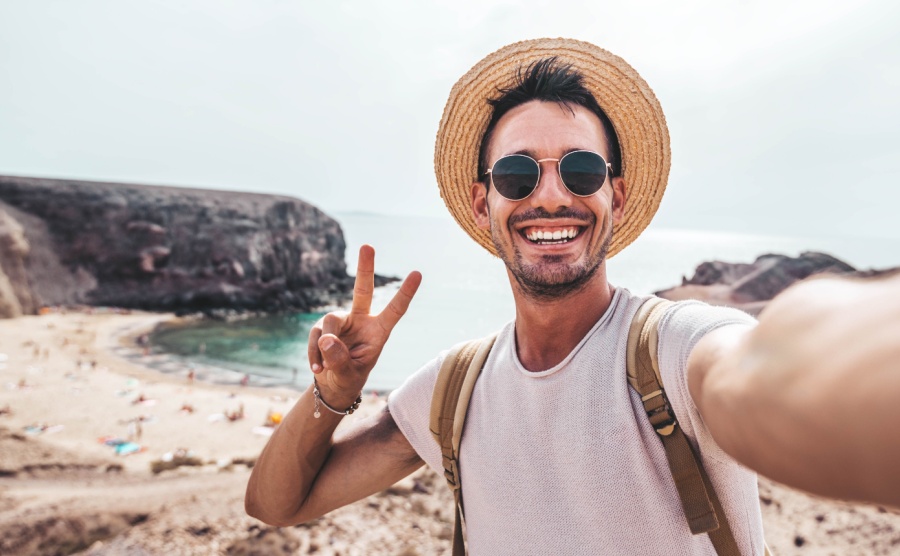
[324,310,347,322]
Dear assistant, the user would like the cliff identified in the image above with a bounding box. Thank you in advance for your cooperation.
[0,207,35,318]
[0,175,356,316]
[656,251,899,315]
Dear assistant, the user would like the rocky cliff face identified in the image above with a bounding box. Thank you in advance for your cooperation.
[0,207,35,318]
[656,251,899,315]
[0,175,355,315]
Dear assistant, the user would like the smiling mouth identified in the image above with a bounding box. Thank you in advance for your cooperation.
[521,226,584,245]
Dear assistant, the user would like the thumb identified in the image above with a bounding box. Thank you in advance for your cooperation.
[318,334,350,372]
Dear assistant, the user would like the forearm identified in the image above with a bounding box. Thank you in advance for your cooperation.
[693,274,900,507]
[245,383,355,525]
[245,245,424,524]
[245,381,422,525]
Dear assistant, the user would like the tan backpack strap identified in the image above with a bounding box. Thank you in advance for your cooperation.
[627,298,741,556]
[430,333,498,556]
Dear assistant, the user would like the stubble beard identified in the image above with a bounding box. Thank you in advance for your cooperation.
[490,210,612,302]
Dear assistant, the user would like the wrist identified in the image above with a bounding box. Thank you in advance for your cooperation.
[313,377,363,407]
[312,378,362,418]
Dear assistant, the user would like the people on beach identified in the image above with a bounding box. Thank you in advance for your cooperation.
[263,409,282,428]
[226,403,245,422]
[246,39,900,553]
[127,417,143,442]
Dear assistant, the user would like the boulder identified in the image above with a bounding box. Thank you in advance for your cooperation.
[657,251,899,315]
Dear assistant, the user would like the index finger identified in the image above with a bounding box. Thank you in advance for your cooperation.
[351,245,376,315]
[376,270,422,332]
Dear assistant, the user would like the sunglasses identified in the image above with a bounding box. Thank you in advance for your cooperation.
[484,150,612,201]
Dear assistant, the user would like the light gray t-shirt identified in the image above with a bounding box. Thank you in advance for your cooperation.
[389,288,765,555]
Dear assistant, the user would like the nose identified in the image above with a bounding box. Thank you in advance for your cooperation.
[528,161,570,213]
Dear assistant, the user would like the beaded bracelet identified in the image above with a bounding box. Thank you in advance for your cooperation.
[312,377,362,419]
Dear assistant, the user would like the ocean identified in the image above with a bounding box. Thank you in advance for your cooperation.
[149,212,900,391]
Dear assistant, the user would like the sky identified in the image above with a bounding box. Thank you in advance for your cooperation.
[1,1,899,241]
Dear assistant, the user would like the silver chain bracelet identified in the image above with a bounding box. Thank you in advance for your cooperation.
[313,377,362,419]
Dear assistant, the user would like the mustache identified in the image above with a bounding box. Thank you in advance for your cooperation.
[508,207,595,227]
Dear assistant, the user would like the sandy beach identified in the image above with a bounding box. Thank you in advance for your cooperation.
[1,311,898,555]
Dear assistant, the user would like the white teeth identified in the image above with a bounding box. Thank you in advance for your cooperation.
[525,227,580,243]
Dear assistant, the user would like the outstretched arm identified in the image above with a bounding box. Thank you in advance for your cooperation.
[245,245,424,526]
[688,273,900,508]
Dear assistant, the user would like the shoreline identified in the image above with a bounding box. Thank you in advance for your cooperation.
[0,310,309,473]
[2,310,900,555]
[118,314,308,391]
[137,311,398,395]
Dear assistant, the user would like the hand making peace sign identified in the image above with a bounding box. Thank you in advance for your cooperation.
[307,245,422,404]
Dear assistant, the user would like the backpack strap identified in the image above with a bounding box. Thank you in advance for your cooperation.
[429,333,498,556]
[627,297,741,556]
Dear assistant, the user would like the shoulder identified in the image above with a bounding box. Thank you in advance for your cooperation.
[386,352,445,472]
[654,300,756,447]
[388,352,445,422]
[653,300,756,420]
[658,300,757,362]
[389,327,512,418]
[387,325,513,471]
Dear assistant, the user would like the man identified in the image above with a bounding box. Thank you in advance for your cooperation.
[246,39,900,554]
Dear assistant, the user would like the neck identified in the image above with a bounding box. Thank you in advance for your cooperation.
[510,265,616,372]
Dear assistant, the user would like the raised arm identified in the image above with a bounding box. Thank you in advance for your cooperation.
[245,245,424,526]
[687,273,900,508]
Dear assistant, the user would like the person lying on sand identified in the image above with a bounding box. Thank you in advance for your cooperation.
[246,39,900,554]
[226,403,245,422]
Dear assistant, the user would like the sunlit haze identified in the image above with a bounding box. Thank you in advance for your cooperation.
[1,1,898,241]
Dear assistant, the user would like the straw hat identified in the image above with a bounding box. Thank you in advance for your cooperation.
[434,38,670,258]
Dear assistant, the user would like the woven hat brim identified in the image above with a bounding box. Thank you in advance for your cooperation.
[434,38,670,258]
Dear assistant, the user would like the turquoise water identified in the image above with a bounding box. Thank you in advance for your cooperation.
[150,212,900,391]
[150,313,320,383]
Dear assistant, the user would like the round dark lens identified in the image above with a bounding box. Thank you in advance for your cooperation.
[559,151,607,196]
[491,155,540,200]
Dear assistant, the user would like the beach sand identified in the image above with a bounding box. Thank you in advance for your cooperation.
[0,311,898,555]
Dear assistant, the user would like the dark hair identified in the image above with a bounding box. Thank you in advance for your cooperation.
[477,57,622,180]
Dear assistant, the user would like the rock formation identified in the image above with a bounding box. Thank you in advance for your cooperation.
[0,207,35,318]
[0,175,359,316]
[656,251,899,315]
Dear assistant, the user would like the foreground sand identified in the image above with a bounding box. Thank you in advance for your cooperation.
[0,312,898,555]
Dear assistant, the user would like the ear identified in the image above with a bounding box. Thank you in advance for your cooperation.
[610,176,627,224]
[471,181,491,230]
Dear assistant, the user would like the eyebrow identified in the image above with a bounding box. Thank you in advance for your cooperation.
[504,147,590,159]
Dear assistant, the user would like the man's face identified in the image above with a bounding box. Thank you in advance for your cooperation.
[471,100,626,300]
